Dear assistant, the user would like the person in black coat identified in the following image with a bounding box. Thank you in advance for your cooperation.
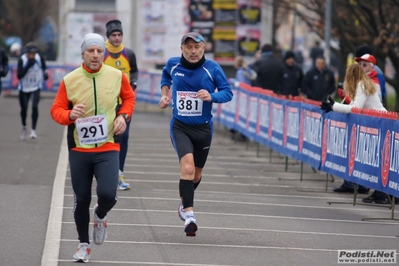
[309,41,324,67]
[251,43,283,93]
[302,56,335,101]
[0,47,9,95]
[280,51,303,97]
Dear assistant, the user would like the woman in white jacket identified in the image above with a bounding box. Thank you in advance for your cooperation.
[321,63,390,204]
[321,63,385,113]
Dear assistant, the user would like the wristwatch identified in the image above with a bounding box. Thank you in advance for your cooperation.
[120,114,129,123]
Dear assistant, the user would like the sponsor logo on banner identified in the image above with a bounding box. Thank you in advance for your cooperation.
[286,107,299,151]
[348,124,381,184]
[268,102,273,140]
[270,103,284,146]
[283,106,288,147]
[385,131,399,192]
[348,124,357,176]
[299,110,305,153]
[303,110,322,148]
[177,91,198,99]
[381,130,391,187]
[322,119,348,172]
[354,125,381,168]
[256,99,269,137]
[321,119,329,166]
[247,95,258,133]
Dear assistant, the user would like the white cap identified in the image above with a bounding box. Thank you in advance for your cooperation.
[80,33,105,54]
[10,43,21,52]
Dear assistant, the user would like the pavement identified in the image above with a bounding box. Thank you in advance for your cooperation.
[0,93,398,266]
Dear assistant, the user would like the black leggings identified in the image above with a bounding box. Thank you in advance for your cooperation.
[69,150,119,243]
[18,90,40,129]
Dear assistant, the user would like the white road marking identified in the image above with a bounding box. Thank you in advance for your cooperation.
[41,127,68,266]
[60,238,338,252]
[60,221,398,239]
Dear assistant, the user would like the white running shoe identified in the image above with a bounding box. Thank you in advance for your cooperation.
[92,204,107,245]
[72,242,91,263]
[29,130,37,139]
[20,127,27,140]
[178,202,185,221]
[184,212,197,237]
[118,171,130,190]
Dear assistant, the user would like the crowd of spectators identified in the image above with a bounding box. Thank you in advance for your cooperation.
[232,41,397,205]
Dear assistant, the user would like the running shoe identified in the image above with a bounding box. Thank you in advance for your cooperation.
[184,214,197,237]
[92,204,107,245]
[29,130,37,139]
[118,172,130,190]
[72,242,91,263]
[20,127,27,140]
[178,202,185,221]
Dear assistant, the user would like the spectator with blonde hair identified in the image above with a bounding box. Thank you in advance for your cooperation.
[321,63,390,203]
[234,56,257,85]
[321,63,385,114]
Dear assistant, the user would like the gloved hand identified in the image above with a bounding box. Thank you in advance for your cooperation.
[43,71,49,80]
[320,96,335,113]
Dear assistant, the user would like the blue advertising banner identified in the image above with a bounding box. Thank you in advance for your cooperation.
[243,85,259,140]
[298,103,323,169]
[268,97,286,154]
[380,122,399,198]
[136,71,152,103]
[2,64,75,92]
[319,112,350,179]
[149,74,162,105]
[219,80,238,129]
[283,100,301,160]
[347,114,389,194]
[235,85,248,134]
[255,91,271,147]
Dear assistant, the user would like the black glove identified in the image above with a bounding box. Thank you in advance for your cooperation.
[337,82,343,89]
[131,81,137,90]
[320,96,335,113]
[43,72,49,80]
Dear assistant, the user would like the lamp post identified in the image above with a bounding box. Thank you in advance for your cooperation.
[290,0,297,51]
[324,0,332,66]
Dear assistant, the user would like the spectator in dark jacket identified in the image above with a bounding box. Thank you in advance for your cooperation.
[280,51,303,97]
[309,40,324,67]
[251,43,283,93]
[302,56,335,101]
[0,47,9,95]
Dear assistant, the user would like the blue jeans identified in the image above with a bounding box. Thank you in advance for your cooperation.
[119,119,131,172]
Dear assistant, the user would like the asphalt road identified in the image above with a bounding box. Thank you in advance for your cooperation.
[1,94,398,266]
